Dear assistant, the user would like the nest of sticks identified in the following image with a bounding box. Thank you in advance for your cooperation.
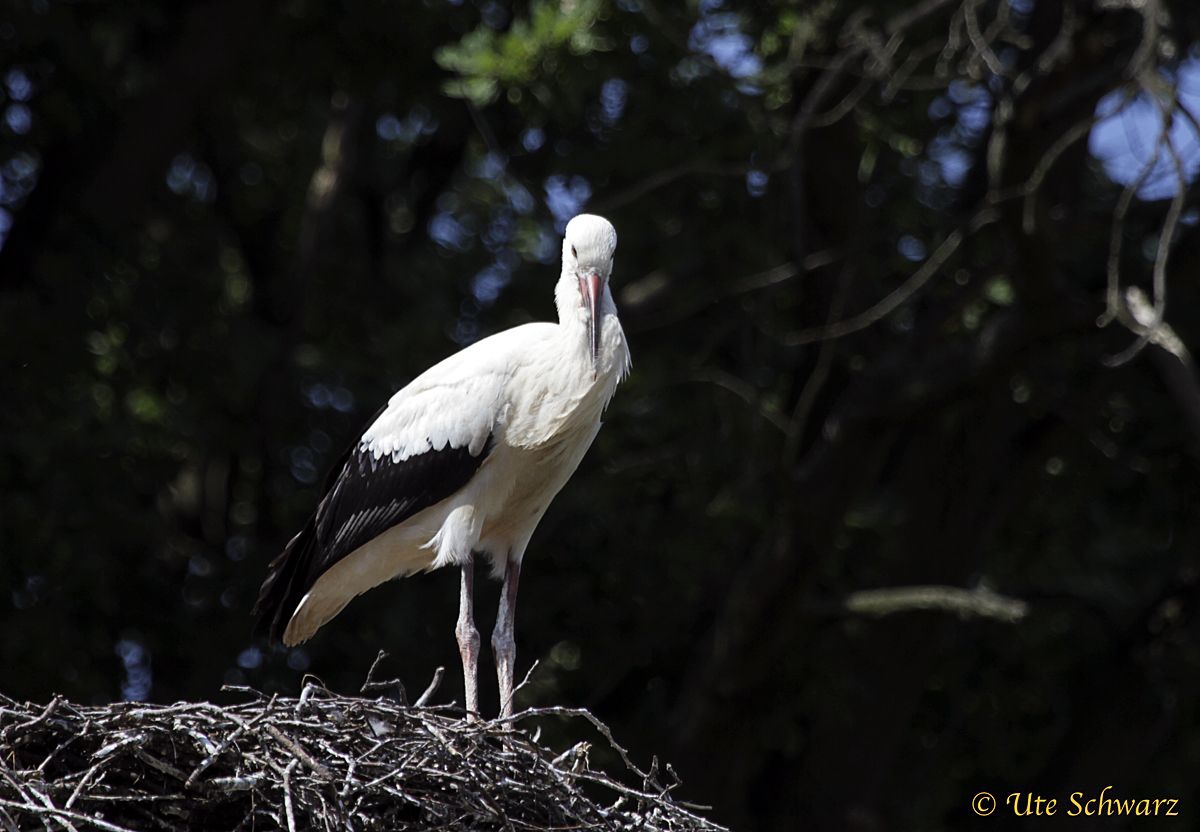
[0,659,725,832]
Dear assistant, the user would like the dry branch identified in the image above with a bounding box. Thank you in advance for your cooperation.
[0,679,726,832]
[802,584,1030,623]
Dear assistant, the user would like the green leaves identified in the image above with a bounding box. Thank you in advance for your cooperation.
[436,0,611,104]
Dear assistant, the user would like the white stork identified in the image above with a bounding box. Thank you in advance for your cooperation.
[254,214,629,717]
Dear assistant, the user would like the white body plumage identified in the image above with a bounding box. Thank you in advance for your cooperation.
[270,215,630,648]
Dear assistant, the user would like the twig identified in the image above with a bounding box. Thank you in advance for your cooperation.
[359,650,408,704]
[185,697,276,788]
[282,759,298,832]
[264,726,332,780]
[414,667,445,708]
[510,660,541,704]
[0,799,134,832]
[508,707,651,782]
[1,697,61,742]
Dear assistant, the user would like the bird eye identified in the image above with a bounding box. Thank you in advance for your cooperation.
[571,245,578,258]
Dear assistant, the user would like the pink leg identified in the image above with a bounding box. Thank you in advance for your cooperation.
[455,559,480,719]
[491,558,522,718]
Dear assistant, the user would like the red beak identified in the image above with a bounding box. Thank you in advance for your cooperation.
[579,271,602,373]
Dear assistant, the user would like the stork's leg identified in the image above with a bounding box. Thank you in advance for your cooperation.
[491,557,522,718]
[455,558,480,719]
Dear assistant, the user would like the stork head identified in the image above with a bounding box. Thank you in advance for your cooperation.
[562,214,617,369]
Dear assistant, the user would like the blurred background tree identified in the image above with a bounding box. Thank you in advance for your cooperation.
[3,0,1200,828]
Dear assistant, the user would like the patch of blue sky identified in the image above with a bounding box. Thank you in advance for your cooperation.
[897,234,927,262]
[375,105,438,144]
[305,383,331,408]
[689,10,761,80]
[429,212,473,250]
[482,210,515,252]
[928,95,954,121]
[521,127,545,153]
[304,382,354,413]
[473,150,506,180]
[928,134,972,187]
[471,262,511,305]
[375,113,404,141]
[496,247,520,271]
[5,67,33,101]
[599,79,628,125]
[165,153,216,203]
[286,649,310,672]
[746,169,768,197]
[505,181,536,215]
[1089,59,1200,201]
[921,81,994,190]
[533,227,559,264]
[2,152,39,204]
[452,315,481,346]
[956,96,992,137]
[544,175,592,228]
[947,80,992,137]
[289,446,319,484]
[116,638,152,702]
[237,646,263,670]
[5,103,31,135]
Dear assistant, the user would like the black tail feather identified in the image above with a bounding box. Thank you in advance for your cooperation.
[252,518,318,644]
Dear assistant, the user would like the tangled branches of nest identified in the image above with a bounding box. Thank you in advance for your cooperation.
[0,669,725,831]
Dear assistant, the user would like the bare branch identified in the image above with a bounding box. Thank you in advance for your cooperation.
[688,369,790,435]
[781,210,996,347]
[783,264,855,465]
[1102,78,1190,367]
[806,584,1030,623]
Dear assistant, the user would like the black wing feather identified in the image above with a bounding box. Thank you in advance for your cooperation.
[317,440,490,563]
[254,405,492,642]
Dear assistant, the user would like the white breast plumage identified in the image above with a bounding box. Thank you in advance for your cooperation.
[253,213,629,719]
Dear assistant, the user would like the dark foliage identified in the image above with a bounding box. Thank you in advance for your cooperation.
[3,0,1200,828]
